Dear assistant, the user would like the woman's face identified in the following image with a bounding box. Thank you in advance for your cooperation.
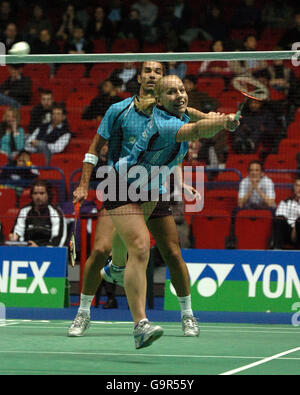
[157,76,188,117]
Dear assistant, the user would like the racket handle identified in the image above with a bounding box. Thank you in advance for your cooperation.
[234,110,242,121]
[74,202,80,218]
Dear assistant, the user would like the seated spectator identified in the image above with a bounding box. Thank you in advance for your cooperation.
[166,59,187,80]
[230,0,262,32]
[82,77,123,121]
[8,179,67,247]
[183,74,220,113]
[230,35,268,76]
[0,22,20,51]
[131,0,158,43]
[64,24,93,54]
[200,4,229,41]
[272,178,300,249]
[56,3,77,42]
[107,0,127,32]
[118,8,142,45]
[237,160,276,209]
[110,61,138,93]
[25,104,71,166]
[232,99,276,154]
[199,40,232,83]
[262,0,293,29]
[0,64,32,107]
[0,107,24,160]
[28,89,54,134]
[24,4,53,45]
[31,28,59,55]
[0,150,39,193]
[278,10,300,50]
[0,0,14,31]
[86,6,114,47]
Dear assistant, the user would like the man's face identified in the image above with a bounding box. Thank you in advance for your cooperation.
[249,163,263,181]
[8,66,20,79]
[157,75,188,117]
[73,28,84,41]
[40,29,50,43]
[294,180,300,198]
[32,186,48,207]
[5,23,16,39]
[52,108,64,125]
[138,61,164,93]
[41,93,53,109]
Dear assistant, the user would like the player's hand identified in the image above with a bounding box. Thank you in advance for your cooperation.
[183,183,201,201]
[225,114,240,132]
[8,233,19,241]
[73,185,88,204]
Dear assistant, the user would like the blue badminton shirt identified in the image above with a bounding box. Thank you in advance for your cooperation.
[115,106,189,191]
[97,96,151,166]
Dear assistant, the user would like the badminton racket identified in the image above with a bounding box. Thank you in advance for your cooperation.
[232,76,269,121]
[69,202,80,267]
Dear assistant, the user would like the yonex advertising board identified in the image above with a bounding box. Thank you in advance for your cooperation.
[164,250,300,313]
[0,247,68,308]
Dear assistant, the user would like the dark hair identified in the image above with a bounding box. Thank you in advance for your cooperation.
[30,179,53,203]
[41,89,53,96]
[183,74,197,85]
[137,61,166,77]
[248,160,263,171]
[52,103,66,114]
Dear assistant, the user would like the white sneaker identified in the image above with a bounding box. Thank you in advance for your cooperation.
[182,315,200,337]
[68,312,90,337]
[133,319,163,349]
[101,259,125,287]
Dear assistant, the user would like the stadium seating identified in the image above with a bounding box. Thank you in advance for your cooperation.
[191,209,231,249]
[205,189,237,212]
[0,189,17,215]
[1,207,19,240]
[197,77,225,97]
[235,209,273,249]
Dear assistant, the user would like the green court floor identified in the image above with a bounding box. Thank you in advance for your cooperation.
[0,320,300,375]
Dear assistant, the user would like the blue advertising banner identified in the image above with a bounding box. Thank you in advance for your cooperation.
[0,246,68,308]
[164,249,300,313]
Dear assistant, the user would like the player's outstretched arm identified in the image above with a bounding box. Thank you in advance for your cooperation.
[176,113,239,142]
[73,134,107,204]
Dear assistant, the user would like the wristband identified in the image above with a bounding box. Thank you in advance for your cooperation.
[83,153,98,166]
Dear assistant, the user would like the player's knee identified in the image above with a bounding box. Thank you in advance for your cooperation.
[160,243,182,267]
[92,243,111,260]
[128,238,150,263]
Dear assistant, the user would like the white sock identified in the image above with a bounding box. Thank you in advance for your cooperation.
[177,295,193,318]
[78,293,94,316]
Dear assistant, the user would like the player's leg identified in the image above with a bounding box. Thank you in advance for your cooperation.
[147,209,199,337]
[68,210,114,337]
[109,202,163,348]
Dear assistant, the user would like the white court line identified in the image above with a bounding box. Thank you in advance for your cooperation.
[1,325,298,335]
[220,347,300,375]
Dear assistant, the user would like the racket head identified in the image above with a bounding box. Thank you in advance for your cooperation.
[232,76,269,101]
[69,233,77,267]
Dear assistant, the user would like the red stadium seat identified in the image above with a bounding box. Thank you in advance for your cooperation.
[218,90,244,108]
[142,41,166,53]
[111,38,139,53]
[23,64,51,80]
[226,154,259,177]
[191,209,231,249]
[93,39,107,53]
[0,66,10,84]
[264,154,297,170]
[55,64,86,80]
[197,77,225,98]
[235,209,273,249]
[205,189,237,212]
[278,139,300,154]
[20,106,33,129]
[0,152,8,166]
[47,78,73,103]
[275,188,292,205]
[0,189,17,215]
[0,207,19,240]
[189,40,212,52]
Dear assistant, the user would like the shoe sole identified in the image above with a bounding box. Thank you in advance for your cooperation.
[136,328,164,349]
[67,324,90,337]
